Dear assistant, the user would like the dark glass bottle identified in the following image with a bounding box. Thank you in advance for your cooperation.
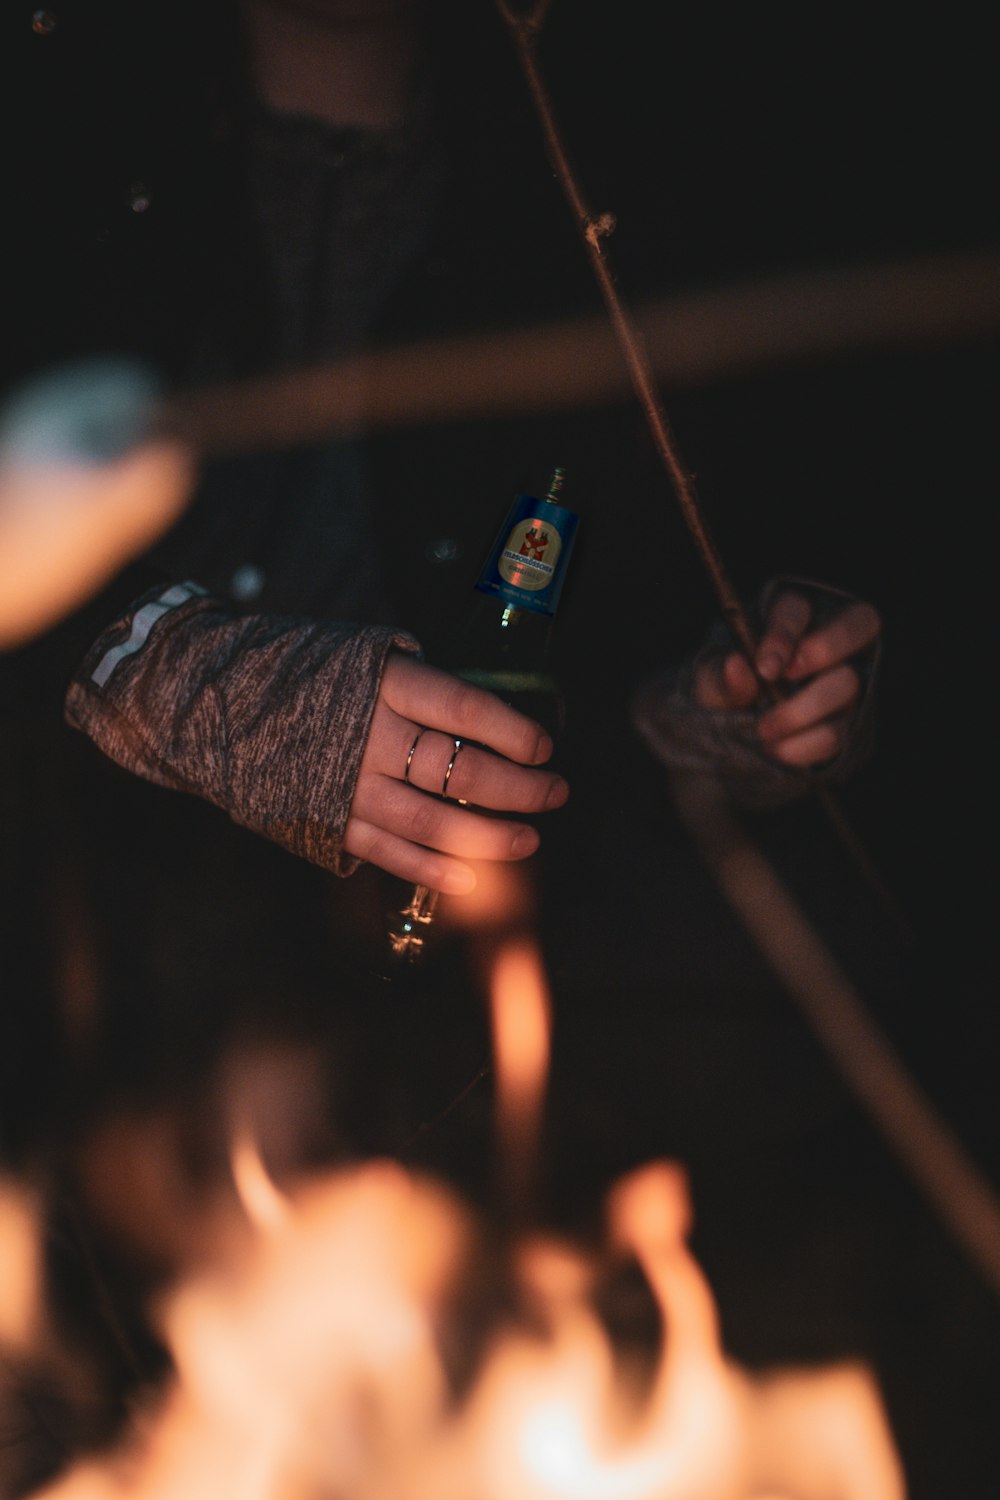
[389,467,579,961]
[454,464,578,735]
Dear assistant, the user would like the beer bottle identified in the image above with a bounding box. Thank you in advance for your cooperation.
[389,467,579,960]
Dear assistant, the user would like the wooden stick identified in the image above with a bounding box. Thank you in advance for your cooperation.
[495,0,759,662]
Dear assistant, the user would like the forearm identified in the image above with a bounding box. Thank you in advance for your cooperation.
[65,579,418,873]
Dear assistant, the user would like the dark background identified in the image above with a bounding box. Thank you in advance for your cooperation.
[1,4,997,1496]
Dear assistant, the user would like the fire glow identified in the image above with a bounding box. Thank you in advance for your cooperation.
[14,939,905,1500]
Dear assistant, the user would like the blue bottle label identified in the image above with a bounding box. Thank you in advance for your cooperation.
[475,494,579,617]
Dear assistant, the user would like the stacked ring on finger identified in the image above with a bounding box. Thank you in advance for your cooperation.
[403,728,425,784]
[402,728,469,806]
[441,738,464,798]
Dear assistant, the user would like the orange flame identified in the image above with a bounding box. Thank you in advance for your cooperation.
[21,993,905,1500]
[0,1177,42,1353]
[489,938,552,1210]
[25,1146,906,1500]
[229,1128,292,1234]
[490,939,552,1118]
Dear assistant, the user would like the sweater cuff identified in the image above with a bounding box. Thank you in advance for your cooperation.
[65,580,419,875]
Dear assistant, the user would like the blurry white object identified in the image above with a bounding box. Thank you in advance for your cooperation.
[0,359,193,648]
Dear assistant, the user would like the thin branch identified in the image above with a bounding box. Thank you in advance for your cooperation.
[404,1060,492,1150]
[494,1,913,938]
[496,0,556,33]
[494,1,760,662]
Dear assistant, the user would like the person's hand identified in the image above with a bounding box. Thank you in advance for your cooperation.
[344,653,569,892]
[693,590,881,768]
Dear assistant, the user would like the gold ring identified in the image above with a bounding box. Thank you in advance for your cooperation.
[404,729,425,783]
[441,737,464,797]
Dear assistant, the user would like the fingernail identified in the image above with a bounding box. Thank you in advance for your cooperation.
[511,826,540,857]
[533,730,554,764]
[757,652,781,682]
[442,866,477,895]
[545,777,570,809]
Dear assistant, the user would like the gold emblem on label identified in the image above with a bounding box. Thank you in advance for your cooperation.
[498,517,561,593]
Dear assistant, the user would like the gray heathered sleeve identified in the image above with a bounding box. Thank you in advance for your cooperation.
[630,577,880,810]
[64,583,420,875]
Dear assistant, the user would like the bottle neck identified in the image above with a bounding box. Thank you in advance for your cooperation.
[485,596,552,651]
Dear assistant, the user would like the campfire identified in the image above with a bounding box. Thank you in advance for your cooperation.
[0,928,906,1500]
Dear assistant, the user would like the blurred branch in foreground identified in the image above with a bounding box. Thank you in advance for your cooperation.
[670,769,1000,1302]
[168,250,1000,455]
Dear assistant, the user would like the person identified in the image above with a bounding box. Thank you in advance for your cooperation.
[57,557,878,910]
[0,0,893,1150]
[0,0,894,1197]
[7,4,999,1497]
[4,0,878,912]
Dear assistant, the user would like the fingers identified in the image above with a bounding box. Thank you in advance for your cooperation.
[757,664,862,762]
[755,591,814,683]
[757,591,881,684]
[694,591,880,729]
[348,654,571,894]
[695,588,867,709]
[757,714,853,769]
[393,725,568,813]
[783,600,881,681]
[343,817,479,894]
[693,650,759,711]
[754,595,879,766]
[697,651,862,765]
[364,654,568,811]
[349,774,541,865]
[379,652,554,766]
